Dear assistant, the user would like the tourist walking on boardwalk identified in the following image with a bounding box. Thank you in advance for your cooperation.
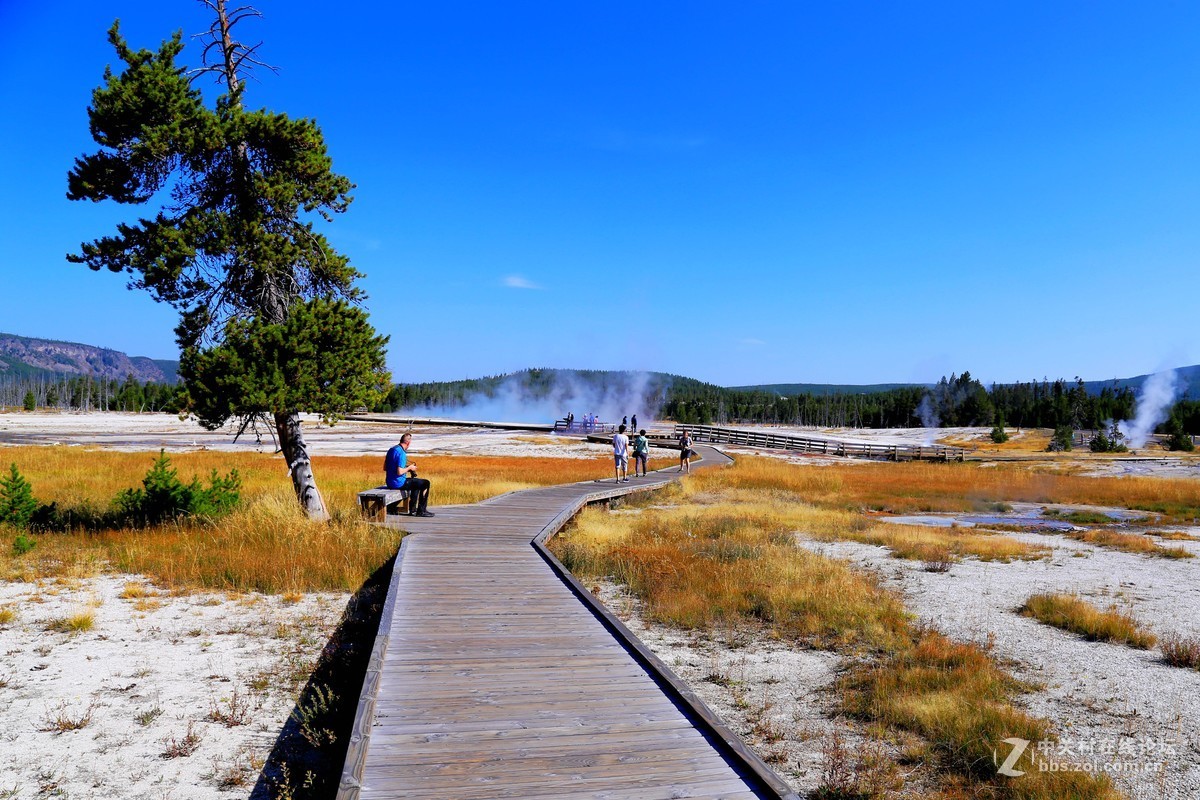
[631,413,637,430]
[678,429,694,473]
[633,429,649,477]
[384,433,434,516]
[622,415,628,427]
[612,424,630,483]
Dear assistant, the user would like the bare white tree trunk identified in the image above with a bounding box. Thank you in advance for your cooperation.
[275,411,329,522]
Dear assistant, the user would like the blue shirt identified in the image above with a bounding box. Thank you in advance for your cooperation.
[384,445,408,489]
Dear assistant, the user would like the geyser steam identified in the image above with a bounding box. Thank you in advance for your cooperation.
[396,370,666,426]
[1119,370,1180,448]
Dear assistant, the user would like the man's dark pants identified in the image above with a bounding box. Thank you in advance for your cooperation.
[404,478,431,513]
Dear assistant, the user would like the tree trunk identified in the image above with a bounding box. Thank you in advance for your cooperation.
[275,410,329,522]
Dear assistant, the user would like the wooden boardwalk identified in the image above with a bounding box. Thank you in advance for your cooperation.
[338,447,798,800]
[677,423,966,461]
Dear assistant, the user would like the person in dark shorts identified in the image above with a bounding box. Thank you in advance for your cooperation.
[384,433,434,516]
[678,429,694,473]
[632,429,649,477]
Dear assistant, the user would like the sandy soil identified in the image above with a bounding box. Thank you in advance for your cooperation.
[797,529,1200,799]
[0,576,343,798]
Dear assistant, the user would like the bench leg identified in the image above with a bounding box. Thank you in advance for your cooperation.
[387,492,412,516]
[360,497,386,522]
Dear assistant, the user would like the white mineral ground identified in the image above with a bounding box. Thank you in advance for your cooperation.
[1,412,1199,798]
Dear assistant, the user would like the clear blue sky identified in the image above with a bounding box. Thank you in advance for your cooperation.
[2,1,1197,386]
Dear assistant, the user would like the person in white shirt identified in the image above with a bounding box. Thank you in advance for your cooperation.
[612,424,630,483]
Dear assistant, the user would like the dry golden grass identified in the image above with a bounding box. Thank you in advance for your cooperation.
[1153,531,1200,541]
[552,460,1119,798]
[45,611,95,634]
[0,606,15,625]
[118,581,154,599]
[809,523,1050,565]
[1066,530,1194,559]
[1160,633,1200,670]
[941,428,1054,453]
[841,628,1120,799]
[683,454,1200,523]
[557,503,910,652]
[0,445,620,593]
[1019,593,1157,649]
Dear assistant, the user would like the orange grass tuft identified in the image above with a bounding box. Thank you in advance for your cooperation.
[684,455,1200,523]
[1066,530,1193,559]
[1019,593,1158,649]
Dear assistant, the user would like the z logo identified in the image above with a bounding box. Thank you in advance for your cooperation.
[995,737,1030,777]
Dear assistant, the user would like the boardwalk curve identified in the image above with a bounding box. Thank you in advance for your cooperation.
[338,446,799,800]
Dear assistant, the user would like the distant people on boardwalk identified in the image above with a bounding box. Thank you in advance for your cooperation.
[612,424,630,483]
[631,413,638,430]
[633,429,649,477]
[622,415,628,428]
[384,433,434,516]
[678,429,694,473]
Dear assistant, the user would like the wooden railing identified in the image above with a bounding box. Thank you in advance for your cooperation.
[675,424,966,461]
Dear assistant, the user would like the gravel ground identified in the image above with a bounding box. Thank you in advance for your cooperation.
[798,529,1200,800]
[0,576,344,799]
[591,581,938,797]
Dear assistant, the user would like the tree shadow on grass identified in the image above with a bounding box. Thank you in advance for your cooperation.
[250,553,396,800]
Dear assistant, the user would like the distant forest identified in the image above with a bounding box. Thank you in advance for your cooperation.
[379,369,1200,434]
[5,366,1199,436]
[0,373,182,412]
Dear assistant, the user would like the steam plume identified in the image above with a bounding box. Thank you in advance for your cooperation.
[914,394,939,446]
[1119,370,1180,448]
[396,370,665,426]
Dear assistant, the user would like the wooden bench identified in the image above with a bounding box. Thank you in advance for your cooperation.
[358,487,412,521]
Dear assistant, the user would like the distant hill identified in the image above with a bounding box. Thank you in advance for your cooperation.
[737,367,1200,400]
[0,333,178,384]
[729,382,926,396]
[1081,366,1200,400]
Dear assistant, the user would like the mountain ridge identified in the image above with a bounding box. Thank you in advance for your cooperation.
[0,333,179,384]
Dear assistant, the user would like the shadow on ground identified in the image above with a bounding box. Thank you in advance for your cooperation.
[250,554,396,800]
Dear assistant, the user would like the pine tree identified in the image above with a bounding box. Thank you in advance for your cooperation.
[0,464,39,529]
[66,2,389,520]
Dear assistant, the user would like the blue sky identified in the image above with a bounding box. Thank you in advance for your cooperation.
[1,2,1197,386]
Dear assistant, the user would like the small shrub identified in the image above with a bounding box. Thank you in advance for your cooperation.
[1160,632,1200,669]
[22,391,35,412]
[1089,423,1129,453]
[40,699,96,733]
[11,533,36,557]
[0,464,38,529]
[989,425,1009,444]
[0,607,15,626]
[290,683,338,747]
[208,689,251,727]
[113,451,240,527]
[1165,418,1195,452]
[161,721,203,758]
[135,705,163,726]
[1048,426,1073,452]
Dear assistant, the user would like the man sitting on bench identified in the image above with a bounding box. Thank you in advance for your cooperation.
[384,433,434,517]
